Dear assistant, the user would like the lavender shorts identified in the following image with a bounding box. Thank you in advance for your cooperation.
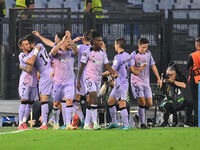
[39,77,53,96]
[52,83,75,101]
[18,85,38,100]
[110,83,128,100]
[131,82,152,99]
[84,78,101,96]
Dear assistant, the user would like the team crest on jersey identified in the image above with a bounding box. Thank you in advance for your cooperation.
[22,54,26,58]
[113,60,117,65]
[83,52,87,57]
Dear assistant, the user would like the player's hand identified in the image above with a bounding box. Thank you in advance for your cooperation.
[73,36,83,43]
[32,31,40,37]
[65,30,71,38]
[112,72,118,78]
[61,35,68,43]
[157,79,162,88]
[139,64,146,70]
[34,45,41,51]
[77,81,81,91]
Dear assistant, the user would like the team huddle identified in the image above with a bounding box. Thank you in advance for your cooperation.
[17,29,162,130]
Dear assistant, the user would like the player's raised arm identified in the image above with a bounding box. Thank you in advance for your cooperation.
[70,37,78,55]
[26,45,41,66]
[32,31,54,47]
[50,35,67,56]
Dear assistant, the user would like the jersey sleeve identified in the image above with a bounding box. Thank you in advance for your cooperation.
[19,53,27,66]
[130,52,136,66]
[112,55,120,70]
[103,51,109,65]
[149,52,156,66]
[81,49,90,64]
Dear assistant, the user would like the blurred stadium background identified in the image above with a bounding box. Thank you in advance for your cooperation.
[0,0,200,126]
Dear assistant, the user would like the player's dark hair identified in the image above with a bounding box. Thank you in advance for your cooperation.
[116,38,126,49]
[90,29,101,40]
[25,34,36,44]
[18,38,27,47]
[83,31,92,41]
[138,38,149,45]
[56,32,65,40]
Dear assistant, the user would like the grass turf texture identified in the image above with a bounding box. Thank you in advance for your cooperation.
[0,127,200,150]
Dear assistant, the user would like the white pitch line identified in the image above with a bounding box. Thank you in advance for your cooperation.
[0,129,32,135]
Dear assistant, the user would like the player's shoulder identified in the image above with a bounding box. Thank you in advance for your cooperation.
[130,50,137,57]
[146,50,152,54]
[19,52,27,59]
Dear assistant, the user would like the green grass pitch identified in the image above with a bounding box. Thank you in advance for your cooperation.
[0,127,200,150]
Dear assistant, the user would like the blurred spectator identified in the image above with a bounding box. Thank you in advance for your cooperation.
[187,38,200,126]
[0,0,6,18]
[15,0,34,8]
[84,0,103,18]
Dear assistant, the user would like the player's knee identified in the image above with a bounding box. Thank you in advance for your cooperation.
[118,100,126,108]
[146,102,152,107]
[66,99,73,106]
[53,101,59,107]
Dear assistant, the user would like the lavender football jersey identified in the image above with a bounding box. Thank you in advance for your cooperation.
[112,51,130,85]
[130,50,155,86]
[19,52,37,87]
[28,43,52,78]
[81,47,109,82]
[53,49,75,85]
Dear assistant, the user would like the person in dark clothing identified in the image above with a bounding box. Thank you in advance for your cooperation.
[160,62,193,127]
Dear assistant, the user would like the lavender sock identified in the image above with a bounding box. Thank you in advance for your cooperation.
[85,107,92,124]
[91,104,98,123]
[73,101,84,121]
[66,106,73,124]
[23,104,32,122]
[120,108,129,127]
[41,102,49,126]
[18,103,27,124]
[53,107,60,124]
[138,105,146,124]
[109,105,117,124]
[61,102,66,125]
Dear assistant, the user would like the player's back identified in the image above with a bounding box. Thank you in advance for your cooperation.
[34,43,52,78]
[113,51,130,84]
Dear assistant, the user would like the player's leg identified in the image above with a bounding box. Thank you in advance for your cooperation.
[106,86,117,129]
[39,95,49,129]
[60,100,66,129]
[89,91,100,130]
[141,85,153,129]
[73,94,84,124]
[23,87,37,128]
[18,85,30,130]
[38,79,53,129]
[52,84,62,130]
[64,84,76,130]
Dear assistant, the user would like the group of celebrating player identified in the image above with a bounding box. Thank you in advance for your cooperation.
[17,29,162,130]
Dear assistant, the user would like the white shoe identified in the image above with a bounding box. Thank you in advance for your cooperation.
[93,121,101,130]
[48,120,54,127]
[83,123,93,130]
[53,124,59,130]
